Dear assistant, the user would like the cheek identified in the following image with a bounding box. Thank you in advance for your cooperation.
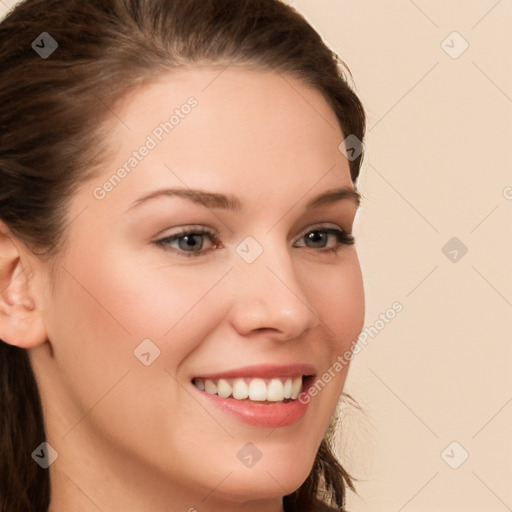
[292,254,364,422]
[102,257,231,359]
[304,253,365,352]
[51,249,228,356]
[44,248,230,450]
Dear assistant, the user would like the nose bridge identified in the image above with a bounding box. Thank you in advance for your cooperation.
[228,234,319,338]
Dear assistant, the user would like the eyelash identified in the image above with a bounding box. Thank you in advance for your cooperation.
[154,225,355,258]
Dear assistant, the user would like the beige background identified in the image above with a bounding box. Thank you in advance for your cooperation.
[1,0,511,510]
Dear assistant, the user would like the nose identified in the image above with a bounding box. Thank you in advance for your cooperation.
[226,242,320,341]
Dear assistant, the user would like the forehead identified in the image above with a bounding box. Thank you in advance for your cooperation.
[86,66,353,213]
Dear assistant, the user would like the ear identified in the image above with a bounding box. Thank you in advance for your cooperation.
[0,221,47,349]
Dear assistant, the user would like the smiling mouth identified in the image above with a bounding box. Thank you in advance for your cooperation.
[192,375,314,404]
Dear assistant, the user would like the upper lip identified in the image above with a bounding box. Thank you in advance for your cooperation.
[191,363,316,381]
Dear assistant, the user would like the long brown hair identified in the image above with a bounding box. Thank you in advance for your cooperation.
[0,0,366,510]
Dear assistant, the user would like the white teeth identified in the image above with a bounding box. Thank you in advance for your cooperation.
[267,378,284,402]
[232,378,249,400]
[283,378,293,399]
[248,378,267,401]
[290,377,302,400]
[193,376,305,402]
[204,379,217,395]
[217,378,232,399]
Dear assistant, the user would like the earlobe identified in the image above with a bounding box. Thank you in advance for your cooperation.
[0,221,47,349]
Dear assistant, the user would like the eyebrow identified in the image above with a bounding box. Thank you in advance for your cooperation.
[127,186,361,212]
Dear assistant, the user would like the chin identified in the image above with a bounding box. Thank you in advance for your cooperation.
[213,473,308,504]
[209,445,315,502]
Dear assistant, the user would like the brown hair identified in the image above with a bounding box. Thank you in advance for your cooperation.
[0,0,366,510]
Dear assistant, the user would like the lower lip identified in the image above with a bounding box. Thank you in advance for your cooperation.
[192,379,313,428]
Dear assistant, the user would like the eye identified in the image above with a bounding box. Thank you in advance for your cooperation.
[154,226,220,257]
[294,226,355,254]
[154,224,355,258]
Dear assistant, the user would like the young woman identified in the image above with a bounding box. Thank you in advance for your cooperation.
[0,1,367,511]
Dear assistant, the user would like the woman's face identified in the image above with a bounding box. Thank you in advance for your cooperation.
[32,67,365,510]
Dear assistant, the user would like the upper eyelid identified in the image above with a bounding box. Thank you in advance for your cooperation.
[154,224,216,240]
[158,222,349,239]
[296,222,351,236]
[156,223,351,249]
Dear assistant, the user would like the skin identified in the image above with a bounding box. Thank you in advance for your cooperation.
[0,67,364,512]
